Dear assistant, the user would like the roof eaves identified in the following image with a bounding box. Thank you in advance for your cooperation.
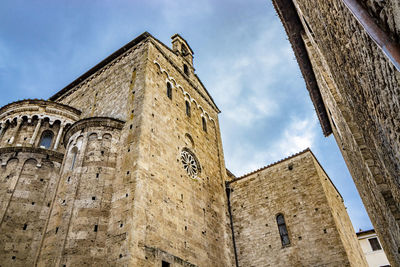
[229,148,311,183]
[272,0,332,136]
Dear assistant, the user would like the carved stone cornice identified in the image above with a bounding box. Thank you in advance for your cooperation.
[0,146,64,162]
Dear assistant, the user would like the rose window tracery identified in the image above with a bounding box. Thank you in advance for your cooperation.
[181,149,200,179]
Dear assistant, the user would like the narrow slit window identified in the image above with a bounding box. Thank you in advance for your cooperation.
[202,117,207,132]
[70,148,78,170]
[167,82,172,100]
[185,101,191,117]
[276,214,290,246]
[39,130,54,149]
[183,64,189,76]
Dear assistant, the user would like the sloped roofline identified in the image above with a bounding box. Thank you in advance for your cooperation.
[356,229,375,236]
[228,148,343,200]
[49,32,151,101]
[48,32,220,113]
[271,0,332,136]
[230,148,312,182]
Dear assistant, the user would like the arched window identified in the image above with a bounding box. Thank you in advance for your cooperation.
[39,130,54,149]
[70,147,78,170]
[276,214,290,246]
[181,45,188,56]
[185,101,191,117]
[167,82,172,100]
[202,117,207,132]
[183,64,189,76]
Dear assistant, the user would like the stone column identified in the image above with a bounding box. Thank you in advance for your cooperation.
[8,118,22,145]
[30,118,42,145]
[0,124,4,141]
[53,123,65,150]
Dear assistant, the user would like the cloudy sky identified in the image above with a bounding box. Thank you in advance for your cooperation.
[0,0,372,231]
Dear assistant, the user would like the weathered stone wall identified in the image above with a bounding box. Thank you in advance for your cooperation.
[125,39,234,266]
[0,149,63,266]
[36,118,124,266]
[50,36,150,266]
[312,156,367,266]
[229,150,367,267]
[55,42,147,121]
[292,0,400,264]
[360,0,400,42]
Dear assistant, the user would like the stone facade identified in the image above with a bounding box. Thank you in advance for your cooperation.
[0,32,365,266]
[272,0,400,266]
[228,150,366,267]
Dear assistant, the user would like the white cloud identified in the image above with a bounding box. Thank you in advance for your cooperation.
[225,115,318,176]
[203,16,300,128]
[275,115,317,155]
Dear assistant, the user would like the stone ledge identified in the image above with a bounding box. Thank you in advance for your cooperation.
[0,146,64,162]
[0,99,81,117]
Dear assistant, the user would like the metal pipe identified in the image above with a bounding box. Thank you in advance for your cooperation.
[226,182,240,267]
[342,0,400,71]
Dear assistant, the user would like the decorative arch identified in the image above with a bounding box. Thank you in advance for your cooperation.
[102,133,112,140]
[191,98,198,107]
[88,132,98,141]
[153,60,217,123]
[184,133,195,149]
[22,158,39,170]
[7,157,19,166]
[101,133,112,157]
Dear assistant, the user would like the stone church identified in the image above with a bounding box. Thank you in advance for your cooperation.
[0,32,367,266]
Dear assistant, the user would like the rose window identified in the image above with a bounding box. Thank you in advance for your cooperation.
[181,149,200,179]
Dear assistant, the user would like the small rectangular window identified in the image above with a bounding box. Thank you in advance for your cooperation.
[368,237,382,251]
[162,261,170,267]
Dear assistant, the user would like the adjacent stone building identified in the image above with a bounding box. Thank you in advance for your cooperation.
[0,32,366,266]
[228,149,366,267]
[272,0,400,266]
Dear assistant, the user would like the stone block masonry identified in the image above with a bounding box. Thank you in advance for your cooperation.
[228,149,367,267]
[0,31,365,267]
[272,0,400,265]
